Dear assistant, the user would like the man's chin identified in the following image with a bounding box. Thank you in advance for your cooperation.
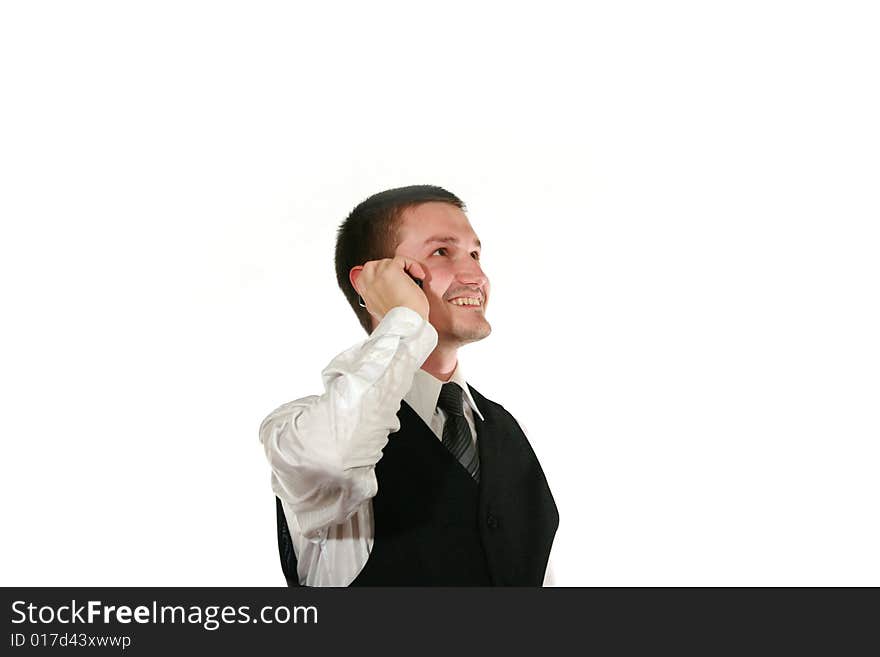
[449,321,492,345]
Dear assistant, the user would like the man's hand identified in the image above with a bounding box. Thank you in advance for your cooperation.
[353,256,429,322]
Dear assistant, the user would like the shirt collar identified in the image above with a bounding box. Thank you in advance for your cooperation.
[403,361,485,427]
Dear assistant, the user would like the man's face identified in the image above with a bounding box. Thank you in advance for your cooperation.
[393,202,491,346]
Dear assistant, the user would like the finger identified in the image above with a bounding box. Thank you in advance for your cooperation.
[407,260,427,282]
[358,261,382,290]
[394,256,426,282]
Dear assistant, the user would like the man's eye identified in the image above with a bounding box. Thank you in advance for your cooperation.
[472,252,480,260]
[432,247,447,256]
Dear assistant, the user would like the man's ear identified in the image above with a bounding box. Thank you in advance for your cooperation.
[349,265,363,293]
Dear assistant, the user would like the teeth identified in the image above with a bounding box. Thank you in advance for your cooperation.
[450,297,481,306]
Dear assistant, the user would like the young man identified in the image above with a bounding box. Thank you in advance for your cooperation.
[260,185,558,586]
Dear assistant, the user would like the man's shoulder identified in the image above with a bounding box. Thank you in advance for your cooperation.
[466,383,516,419]
[465,382,494,406]
[466,384,539,450]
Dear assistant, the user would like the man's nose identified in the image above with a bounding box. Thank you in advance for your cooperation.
[455,258,488,288]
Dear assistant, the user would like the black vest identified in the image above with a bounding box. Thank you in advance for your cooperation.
[275,384,558,586]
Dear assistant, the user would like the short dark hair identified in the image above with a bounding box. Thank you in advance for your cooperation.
[334,185,466,335]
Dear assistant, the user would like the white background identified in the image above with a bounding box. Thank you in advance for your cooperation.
[1,1,878,586]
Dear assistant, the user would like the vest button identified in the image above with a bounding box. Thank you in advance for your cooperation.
[486,513,499,529]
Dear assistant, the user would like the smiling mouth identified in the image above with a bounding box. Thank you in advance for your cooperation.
[448,298,484,309]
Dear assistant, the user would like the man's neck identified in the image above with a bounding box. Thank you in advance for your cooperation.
[420,343,459,382]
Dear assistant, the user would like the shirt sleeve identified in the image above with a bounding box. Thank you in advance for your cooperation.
[259,306,438,539]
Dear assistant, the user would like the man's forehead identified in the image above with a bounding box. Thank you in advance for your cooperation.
[397,203,480,246]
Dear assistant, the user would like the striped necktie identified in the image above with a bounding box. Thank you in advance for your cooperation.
[436,382,481,482]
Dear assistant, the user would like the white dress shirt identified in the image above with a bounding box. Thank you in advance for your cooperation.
[260,306,554,586]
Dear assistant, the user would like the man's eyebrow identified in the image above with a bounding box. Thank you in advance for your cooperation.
[423,235,482,249]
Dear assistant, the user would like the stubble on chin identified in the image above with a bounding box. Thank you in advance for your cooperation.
[450,317,492,345]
